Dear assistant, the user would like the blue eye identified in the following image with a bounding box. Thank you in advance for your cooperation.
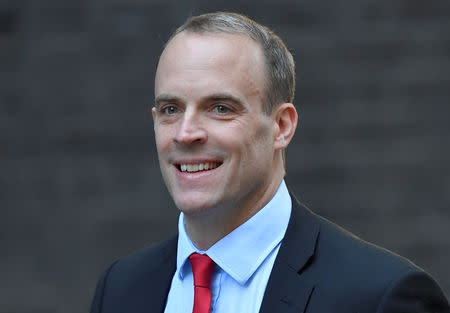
[164,106,178,115]
[213,105,230,114]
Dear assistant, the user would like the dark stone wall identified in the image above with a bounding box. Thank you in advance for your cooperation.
[2,0,449,312]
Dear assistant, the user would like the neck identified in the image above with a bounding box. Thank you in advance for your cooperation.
[184,173,284,251]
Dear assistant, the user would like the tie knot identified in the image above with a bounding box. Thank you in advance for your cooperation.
[189,253,215,288]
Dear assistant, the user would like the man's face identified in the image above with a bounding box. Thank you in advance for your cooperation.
[153,32,281,218]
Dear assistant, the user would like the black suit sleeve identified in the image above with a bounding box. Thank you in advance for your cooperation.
[90,261,119,313]
[376,270,450,313]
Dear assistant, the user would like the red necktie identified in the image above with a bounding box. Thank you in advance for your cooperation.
[188,253,215,313]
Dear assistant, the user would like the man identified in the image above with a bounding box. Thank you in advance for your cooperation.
[90,12,449,313]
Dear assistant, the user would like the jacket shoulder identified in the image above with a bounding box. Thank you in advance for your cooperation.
[315,211,420,276]
[290,202,449,312]
[113,235,178,275]
[90,236,177,313]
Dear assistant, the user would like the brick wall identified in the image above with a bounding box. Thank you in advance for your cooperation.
[1,1,449,312]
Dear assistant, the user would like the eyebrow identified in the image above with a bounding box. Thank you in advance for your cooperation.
[207,93,243,106]
[154,92,244,108]
[154,94,181,109]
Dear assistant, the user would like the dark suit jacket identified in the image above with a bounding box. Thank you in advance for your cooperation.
[90,198,450,313]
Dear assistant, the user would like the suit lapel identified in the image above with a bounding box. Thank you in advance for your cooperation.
[259,197,320,313]
[141,237,177,313]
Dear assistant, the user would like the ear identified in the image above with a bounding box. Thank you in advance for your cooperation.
[272,103,298,150]
[152,107,156,120]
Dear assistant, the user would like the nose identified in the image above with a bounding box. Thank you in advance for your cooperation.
[173,111,207,145]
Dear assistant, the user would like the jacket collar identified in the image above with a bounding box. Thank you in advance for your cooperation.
[144,236,178,313]
[259,194,320,313]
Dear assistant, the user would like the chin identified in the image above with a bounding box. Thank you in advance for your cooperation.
[174,195,218,216]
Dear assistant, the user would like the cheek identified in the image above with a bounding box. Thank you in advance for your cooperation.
[154,126,171,152]
[233,128,271,167]
[228,119,272,153]
[248,123,274,161]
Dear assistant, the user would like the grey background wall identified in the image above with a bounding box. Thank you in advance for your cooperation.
[1,0,449,312]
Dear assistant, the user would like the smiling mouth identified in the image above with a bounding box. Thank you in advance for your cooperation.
[175,162,222,173]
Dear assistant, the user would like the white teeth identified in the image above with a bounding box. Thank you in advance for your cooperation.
[179,162,219,172]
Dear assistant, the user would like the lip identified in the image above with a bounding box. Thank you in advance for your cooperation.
[172,159,223,165]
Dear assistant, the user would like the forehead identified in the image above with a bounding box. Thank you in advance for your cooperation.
[161,31,263,64]
[155,32,267,95]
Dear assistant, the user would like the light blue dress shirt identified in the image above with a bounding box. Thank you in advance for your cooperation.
[164,180,292,313]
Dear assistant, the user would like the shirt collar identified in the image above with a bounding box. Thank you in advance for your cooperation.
[175,180,292,285]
